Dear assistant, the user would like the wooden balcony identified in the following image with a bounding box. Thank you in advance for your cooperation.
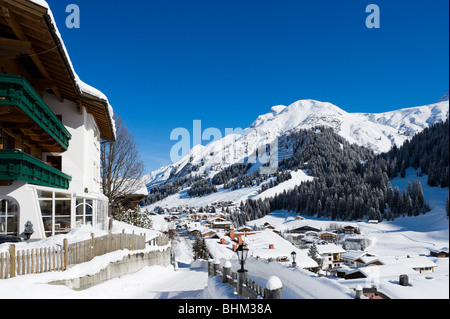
[0,74,71,152]
[0,149,71,189]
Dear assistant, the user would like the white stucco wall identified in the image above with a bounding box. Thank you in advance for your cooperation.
[0,182,45,239]
[42,93,101,195]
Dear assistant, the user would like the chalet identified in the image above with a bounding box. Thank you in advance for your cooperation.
[316,244,346,270]
[0,0,116,239]
[429,247,449,258]
[318,231,339,243]
[208,216,226,224]
[202,229,219,239]
[344,264,416,280]
[353,256,382,267]
[343,225,358,234]
[341,251,377,267]
[377,255,437,274]
[238,226,252,232]
[228,228,259,243]
[211,220,232,231]
[290,225,320,234]
[344,255,437,279]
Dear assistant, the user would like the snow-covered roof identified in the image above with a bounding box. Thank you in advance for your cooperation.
[24,0,116,140]
[341,250,376,260]
[347,264,417,279]
[244,230,318,268]
[316,244,346,255]
[429,247,449,253]
[376,255,436,269]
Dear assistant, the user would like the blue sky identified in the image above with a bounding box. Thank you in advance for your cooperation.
[46,0,449,174]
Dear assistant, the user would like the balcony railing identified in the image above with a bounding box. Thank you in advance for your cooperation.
[0,149,71,189]
[0,74,71,150]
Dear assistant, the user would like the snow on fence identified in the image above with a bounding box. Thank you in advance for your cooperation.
[208,259,282,299]
[0,231,167,280]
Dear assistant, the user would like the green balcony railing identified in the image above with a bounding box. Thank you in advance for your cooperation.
[0,74,71,150]
[0,149,71,189]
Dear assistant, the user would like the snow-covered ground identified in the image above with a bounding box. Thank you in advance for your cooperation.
[143,169,313,211]
[1,168,447,299]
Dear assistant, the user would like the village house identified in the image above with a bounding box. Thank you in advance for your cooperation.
[0,0,116,239]
[377,255,437,274]
[342,255,437,279]
[318,231,339,243]
[343,225,359,234]
[341,251,377,267]
[290,225,320,234]
[429,247,449,258]
[211,220,232,231]
[316,244,346,270]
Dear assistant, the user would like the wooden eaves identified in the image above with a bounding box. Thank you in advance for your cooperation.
[0,0,116,141]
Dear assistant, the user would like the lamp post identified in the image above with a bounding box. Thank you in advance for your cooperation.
[291,251,297,268]
[236,244,249,272]
[236,244,249,298]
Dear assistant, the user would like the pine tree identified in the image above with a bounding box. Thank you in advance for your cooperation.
[308,243,322,270]
[193,234,210,260]
[400,160,406,178]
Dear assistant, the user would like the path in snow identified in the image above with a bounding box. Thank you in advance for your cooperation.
[132,268,208,299]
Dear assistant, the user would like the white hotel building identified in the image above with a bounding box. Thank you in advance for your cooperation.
[0,0,116,239]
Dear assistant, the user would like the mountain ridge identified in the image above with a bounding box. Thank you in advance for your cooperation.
[145,94,449,188]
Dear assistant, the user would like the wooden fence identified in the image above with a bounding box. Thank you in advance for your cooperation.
[0,231,168,280]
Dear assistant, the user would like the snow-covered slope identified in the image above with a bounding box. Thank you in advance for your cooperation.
[146,94,449,188]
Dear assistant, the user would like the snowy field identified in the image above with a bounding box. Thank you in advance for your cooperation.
[143,169,313,211]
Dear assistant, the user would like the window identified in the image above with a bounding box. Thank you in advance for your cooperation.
[38,190,73,237]
[35,188,107,237]
[0,198,19,236]
[54,200,71,234]
[75,198,94,227]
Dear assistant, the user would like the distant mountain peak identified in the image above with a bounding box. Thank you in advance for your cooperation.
[146,96,449,188]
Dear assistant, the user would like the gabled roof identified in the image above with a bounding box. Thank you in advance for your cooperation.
[346,264,417,279]
[0,0,116,141]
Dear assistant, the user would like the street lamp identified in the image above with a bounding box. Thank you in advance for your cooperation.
[236,244,249,273]
[291,251,297,268]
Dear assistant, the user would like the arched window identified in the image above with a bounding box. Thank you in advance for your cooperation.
[0,198,19,236]
[76,198,94,227]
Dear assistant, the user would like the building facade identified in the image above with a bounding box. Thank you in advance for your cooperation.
[0,0,116,239]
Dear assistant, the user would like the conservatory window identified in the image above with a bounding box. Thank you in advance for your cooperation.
[75,198,94,227]
[38,190,73,237]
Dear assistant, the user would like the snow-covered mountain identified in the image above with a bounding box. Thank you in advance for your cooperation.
[145,93,449,188]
